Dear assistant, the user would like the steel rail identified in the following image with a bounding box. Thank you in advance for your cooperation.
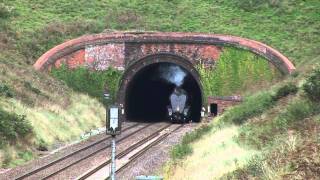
[79,124,183,180]
[41,123,155,180]
[15,122,141,180]
[115,124,183,175]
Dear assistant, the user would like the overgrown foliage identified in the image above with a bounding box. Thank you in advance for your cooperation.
[303,66,320,102]
[272,82,298,100]
[51,65,122,104]
[221,92,275,125]
[197,48,281,97]
[0,107,33,145]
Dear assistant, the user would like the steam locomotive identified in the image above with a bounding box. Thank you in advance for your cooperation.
[167,87,190,123]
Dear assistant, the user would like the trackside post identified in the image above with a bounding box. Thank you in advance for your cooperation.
[105,89,121,180]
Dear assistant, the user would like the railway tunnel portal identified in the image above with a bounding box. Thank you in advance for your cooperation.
[34,32,296,122]
[119,53,203,122]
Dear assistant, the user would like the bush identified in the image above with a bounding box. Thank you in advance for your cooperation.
[51,65,122,104]
[0,108,33,142]
[303,67,320,102]
[272,82,298,100]
[0,82,14,98]
[221,92,275,124]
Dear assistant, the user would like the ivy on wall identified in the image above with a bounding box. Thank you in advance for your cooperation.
[197,47,282,98]
[51,65,122,104]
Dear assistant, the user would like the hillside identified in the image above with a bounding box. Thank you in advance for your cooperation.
[0,0,319,175]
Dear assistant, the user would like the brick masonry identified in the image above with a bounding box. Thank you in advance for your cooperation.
[207,96,243,115]
[34,32,295,74]
[34,32,296,116]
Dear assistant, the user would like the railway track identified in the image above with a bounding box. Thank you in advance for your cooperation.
[78,124,183,180]
[14,122,150,180]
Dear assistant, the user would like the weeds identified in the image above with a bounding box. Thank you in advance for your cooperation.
[221,92,275,125]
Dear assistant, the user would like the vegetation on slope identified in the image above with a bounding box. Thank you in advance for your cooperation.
[51,65,122,104]
[165,66,320,179]
[0,0,319,171]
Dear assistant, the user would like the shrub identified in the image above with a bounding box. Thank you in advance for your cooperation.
[221,92,275,124]
[0,82,14,98]
[303,67,320,102]
[272,82,298,100]
[0,107,33,142]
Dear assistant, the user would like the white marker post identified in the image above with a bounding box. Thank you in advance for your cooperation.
[106,106,121,180]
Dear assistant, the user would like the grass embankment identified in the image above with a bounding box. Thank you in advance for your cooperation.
[164,66,320,179]
[0,0,319,169]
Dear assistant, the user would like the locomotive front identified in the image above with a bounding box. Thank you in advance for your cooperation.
[168,87,190,123]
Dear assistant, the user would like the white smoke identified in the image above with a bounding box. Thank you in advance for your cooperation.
[158,64,187,87]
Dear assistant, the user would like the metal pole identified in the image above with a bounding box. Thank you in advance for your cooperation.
[110,135,116,180]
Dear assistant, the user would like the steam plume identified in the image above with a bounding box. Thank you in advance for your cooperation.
[158,64,187,87]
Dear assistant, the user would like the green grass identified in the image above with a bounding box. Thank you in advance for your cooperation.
[170,124,212,161]
[221,92,275,124]
[226,69,320,178]
[164,125,257,180]
[0,106,33,145]
[2,0,319,65]
[0,0,319,171]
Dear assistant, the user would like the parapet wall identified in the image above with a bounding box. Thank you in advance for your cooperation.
[34,32,295,74]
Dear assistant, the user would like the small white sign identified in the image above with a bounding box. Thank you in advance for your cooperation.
[110,108,118,130]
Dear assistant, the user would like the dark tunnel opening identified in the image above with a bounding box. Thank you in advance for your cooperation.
[125,62,202,122]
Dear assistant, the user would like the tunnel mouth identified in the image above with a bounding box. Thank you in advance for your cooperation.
[125,62,202,123]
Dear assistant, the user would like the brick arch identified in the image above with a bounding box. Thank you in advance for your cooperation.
[118,53,204,122]
[117,52,204,105]
[34,32,295,74]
